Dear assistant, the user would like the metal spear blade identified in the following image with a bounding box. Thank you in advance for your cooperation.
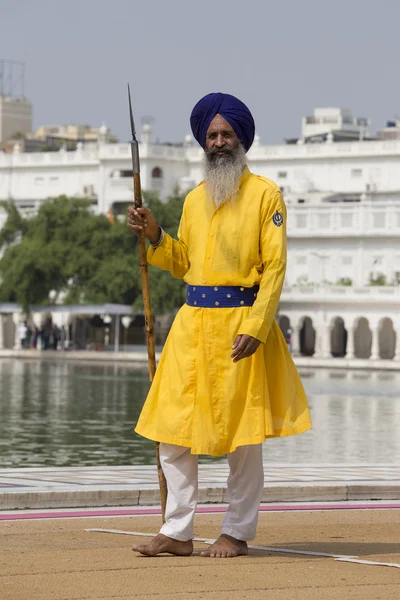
[127,83,137,141]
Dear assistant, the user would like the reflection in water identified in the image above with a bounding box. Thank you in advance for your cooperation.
[266,369,400,464]
[0,360,399,467]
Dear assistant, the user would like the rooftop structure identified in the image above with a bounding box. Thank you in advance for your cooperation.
[0,95,32,145]
[300,107,370,143]
[0,60,32,145]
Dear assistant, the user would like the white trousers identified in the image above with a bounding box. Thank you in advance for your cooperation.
[159,442,264,542]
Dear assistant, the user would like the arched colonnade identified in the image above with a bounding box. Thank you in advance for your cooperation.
[278,314,399,360]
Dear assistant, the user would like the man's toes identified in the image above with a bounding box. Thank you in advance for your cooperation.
[132,544,149,555]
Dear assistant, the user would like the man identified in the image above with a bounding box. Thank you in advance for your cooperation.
[128,92,311,558]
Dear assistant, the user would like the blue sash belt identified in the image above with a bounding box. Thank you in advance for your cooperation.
[186,285,259,308]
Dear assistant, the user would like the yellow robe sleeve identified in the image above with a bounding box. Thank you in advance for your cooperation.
[147,203,190,279]
[238,190,287,343]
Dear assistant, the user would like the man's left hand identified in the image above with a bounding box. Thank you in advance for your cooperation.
[231,334,261,363]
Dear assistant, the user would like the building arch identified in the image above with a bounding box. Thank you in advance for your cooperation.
[278,314,291,338]
[330,316,347,357]
[278,314,294,352]
[299,316,316,356]
[378,317,396,359]
[151,166,163,191]
[354,317,372,359]
[151,166,163,179]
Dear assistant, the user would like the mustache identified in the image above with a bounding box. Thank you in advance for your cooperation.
[206,145,235,162]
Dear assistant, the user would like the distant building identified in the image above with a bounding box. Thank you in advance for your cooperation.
[299,107,371,143]
[376,119,400,140]
[1,122,118,153]
[31,123,118,144]
[0,95,32,145]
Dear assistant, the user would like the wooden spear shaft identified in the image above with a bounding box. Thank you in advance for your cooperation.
[128,84,167,522]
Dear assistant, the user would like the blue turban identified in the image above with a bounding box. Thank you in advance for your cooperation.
[190,92,255,153]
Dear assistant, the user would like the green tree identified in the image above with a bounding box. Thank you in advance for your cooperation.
[369,272,387,286]
[0,189,187,314]
[0,197,139,310]
[336,277,352,286]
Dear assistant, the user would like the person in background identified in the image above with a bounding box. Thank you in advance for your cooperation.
[26,325,33,348]
[32,327,39,349]
[17,321,28,349]
[60,325,66,350]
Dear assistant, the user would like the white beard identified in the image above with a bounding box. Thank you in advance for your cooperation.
[202,144,247,207]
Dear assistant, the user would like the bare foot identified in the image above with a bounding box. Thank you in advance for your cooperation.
[132,533,193,557]
[200,534,248,558]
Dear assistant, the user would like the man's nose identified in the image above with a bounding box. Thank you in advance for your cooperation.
[215,134,225,147]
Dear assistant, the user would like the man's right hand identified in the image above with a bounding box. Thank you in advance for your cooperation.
[127,206,161,245]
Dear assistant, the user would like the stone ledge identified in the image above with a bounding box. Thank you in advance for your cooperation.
[0,489,140,511]
[0,349,399,371]
[1,483,399,510]
[262,484,347,503]
[347,484,400,501]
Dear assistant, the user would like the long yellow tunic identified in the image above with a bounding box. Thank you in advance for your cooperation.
[135,167,312,455]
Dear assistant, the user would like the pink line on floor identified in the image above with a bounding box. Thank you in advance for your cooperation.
[1,503,400,521]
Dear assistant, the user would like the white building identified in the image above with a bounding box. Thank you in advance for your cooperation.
[0,112,399,362]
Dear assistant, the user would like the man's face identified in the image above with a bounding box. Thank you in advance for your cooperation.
[205,114,240,159]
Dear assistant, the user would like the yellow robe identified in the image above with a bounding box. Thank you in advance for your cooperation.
[135,167,312,455]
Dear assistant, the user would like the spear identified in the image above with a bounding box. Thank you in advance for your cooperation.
[127,84,167,522]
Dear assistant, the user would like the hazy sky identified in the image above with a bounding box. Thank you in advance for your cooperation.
[1,0,399,145]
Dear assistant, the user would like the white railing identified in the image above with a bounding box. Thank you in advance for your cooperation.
[281,285,400,303]
[247,139,400,161]
[99,143,185,161]
[2,138,400,170]
[0,149,99,168]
